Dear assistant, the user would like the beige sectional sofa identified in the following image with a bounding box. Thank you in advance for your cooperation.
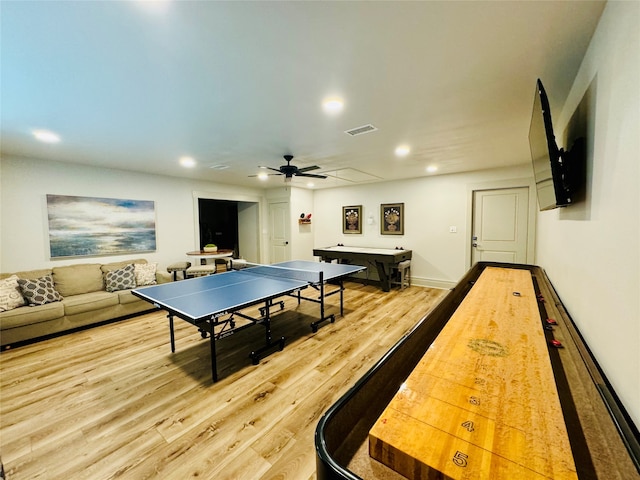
[0,258,171,348]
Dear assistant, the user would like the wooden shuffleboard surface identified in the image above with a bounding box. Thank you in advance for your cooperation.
[369,267,578,480]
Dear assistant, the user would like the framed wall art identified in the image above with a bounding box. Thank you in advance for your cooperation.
[342,205,362,234]
[47,194,156,258]
[381,203,404,235]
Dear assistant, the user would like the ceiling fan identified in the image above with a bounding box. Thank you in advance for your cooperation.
[252,155,327,182]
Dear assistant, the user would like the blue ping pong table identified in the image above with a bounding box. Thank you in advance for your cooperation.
[132,260,365,382]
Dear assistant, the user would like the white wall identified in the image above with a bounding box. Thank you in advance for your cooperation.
[0,155,264,272]
[313,164,535,287]
[290,187,315,262]
[536,1,640,426]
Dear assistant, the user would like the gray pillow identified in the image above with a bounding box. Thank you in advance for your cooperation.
[18,275,63,306]
[104,264,136,292]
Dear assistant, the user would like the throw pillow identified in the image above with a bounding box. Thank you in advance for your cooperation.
[0,275,27,312]
[134,263,157,286]
[17,275,63,306]
[104,264,136,292]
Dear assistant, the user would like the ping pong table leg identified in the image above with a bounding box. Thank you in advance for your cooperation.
[310,277,335,333]
[250,300,286,365]
[209,321,218,382]
[320,272,336,324]
[320,281,326,323]
[168,313,176,353]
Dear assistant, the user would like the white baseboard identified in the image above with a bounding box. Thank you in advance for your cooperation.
[410,276,456,290]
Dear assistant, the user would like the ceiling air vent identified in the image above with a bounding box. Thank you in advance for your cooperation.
[344,124,378,136]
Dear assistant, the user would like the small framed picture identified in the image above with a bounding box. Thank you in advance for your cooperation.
[381,203,404,235]
[343,205,362,234]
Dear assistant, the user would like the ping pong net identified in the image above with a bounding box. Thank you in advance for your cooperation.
[237,262,322,284]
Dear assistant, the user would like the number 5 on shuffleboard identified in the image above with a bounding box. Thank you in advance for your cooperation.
[453,450,469,468]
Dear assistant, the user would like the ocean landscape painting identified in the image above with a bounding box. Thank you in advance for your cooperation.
[47,195,156,258]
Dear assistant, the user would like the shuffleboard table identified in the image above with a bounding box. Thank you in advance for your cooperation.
[313,246,412,292]
[315,261,640,480]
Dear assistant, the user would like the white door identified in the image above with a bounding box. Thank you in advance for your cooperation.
[269,202,290,263]
[472,187,529,264]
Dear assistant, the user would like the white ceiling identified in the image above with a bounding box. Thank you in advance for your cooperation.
[1,0,606,189]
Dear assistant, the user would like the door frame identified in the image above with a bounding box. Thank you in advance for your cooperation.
[465,177,537,269]
[192,190,263,263]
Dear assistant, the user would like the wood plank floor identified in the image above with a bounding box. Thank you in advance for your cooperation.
[0,282,447,480]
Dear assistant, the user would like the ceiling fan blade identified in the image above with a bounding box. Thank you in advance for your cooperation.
[296,173,327,179]
[261,166,283,173]
[296,165,320,173]
[248,172,283,177]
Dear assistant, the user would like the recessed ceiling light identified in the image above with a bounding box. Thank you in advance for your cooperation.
[426,165,438,173]
[307,182,315,188]
[258,173,269,181]
[179,156,196,168]
[395,145,410,157]
[32,129,60,143]
[322,97,344,114]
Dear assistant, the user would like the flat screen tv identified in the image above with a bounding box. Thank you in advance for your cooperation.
[529,78,576,211]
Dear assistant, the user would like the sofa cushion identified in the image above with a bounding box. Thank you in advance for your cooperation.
[117,289,143,305]
[101,258,148,273]
[105,264,136,292]
[62,291,119,316]
[134,263,157,286]
[18,275,63,306]
[53,263,104,297]
[0,301,64,329]
[0,275,27,312]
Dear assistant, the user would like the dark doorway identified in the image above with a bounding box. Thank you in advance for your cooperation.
[198,199,239,256]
